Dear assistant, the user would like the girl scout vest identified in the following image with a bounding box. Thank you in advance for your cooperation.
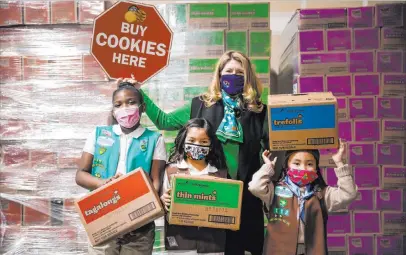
[264,182,328,255]
[164,166,227,253]
[91,126,160,179]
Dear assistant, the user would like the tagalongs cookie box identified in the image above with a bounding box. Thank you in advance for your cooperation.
[75,168,164,246]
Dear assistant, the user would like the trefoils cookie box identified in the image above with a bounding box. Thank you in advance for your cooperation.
[168,175,243,230]
[75,168,164,246]
[268,92,338,151]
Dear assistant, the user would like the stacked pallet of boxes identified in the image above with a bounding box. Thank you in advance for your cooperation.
[278,2,405,254]
[0,1,273,254]
[154,4,272,244]
[158,2,272,146]
[0,1,113,254]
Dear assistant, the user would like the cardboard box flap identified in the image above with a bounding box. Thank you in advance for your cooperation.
[268,92,336,106]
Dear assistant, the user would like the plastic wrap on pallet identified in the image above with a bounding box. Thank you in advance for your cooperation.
[0,4,183,255]
[0,3,167,255]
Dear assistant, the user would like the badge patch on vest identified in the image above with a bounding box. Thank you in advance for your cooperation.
[92,159,105,170]
[167,236,178,247]
[140,139,148,152]
[273,207,290,216]
[97,136,115,147]
[279,199,287,208]
[101,130,112,137]
[275,186,293,198]
[99,147,107,155]
[269,217,291,226]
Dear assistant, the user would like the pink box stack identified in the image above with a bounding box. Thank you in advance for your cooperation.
[281,3,406,252]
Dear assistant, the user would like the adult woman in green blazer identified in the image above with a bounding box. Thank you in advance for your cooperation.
[120,51,271,255]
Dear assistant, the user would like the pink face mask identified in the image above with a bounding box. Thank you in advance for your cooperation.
[114,106,140,129]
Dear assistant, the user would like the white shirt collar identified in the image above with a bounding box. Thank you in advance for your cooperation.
[112,124,146,139]
[176,160,218,175]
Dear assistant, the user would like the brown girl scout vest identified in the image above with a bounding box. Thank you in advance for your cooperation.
[264,182,328,255]
[164,165,228,253]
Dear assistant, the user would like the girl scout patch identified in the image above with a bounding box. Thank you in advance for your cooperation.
[275,186,293,198]
[273,207,290,216]
[99,147,107,155]
[140,139,148,151]
[101,130,112,137]
[279,199,287,208]
[97,136,115,147]
[92,159,105,170]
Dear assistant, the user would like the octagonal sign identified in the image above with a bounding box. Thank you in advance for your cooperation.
[91,1,173,83]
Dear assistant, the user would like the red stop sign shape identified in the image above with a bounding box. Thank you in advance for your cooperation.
[91,1,172,83]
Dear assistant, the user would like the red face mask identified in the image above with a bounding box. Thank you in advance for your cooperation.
[287,168,318,187]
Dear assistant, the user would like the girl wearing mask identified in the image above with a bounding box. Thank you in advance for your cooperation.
[76,82,167,255]
[120,51,273,255]
[161,118,228,254]
[249,141,358,255]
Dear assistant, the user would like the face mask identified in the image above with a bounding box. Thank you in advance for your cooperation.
[184,143,210,160]
[287,168,318,187]
[114,106,140,129]
[220,74,245,96]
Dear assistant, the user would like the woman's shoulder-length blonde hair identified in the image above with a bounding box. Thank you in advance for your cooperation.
[201,50,264,113]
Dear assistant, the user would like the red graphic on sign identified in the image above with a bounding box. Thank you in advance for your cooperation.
[91,1,173,83]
